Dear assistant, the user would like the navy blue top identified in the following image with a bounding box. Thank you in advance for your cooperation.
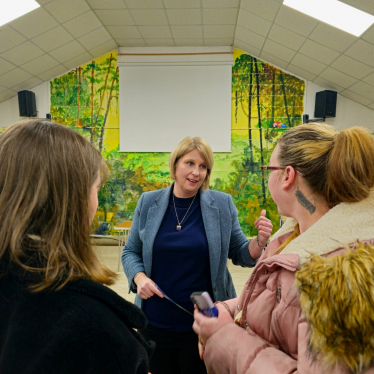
[143,189,213,331]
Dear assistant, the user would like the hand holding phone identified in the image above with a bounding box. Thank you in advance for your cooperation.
[190,291,218,317]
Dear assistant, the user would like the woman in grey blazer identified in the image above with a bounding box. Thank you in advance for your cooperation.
[122,136,272,374]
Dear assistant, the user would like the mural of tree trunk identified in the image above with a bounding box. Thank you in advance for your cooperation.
[76,67,81,127]
[248,57,253,168]
[98,67,119,154]
[279,72,291,128]
[90,61,95,143]
[271,70,275,126]
[235,90,238,123]
[254,58,266,203]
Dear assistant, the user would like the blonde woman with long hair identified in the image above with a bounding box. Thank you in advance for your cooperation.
[193,123,374,374]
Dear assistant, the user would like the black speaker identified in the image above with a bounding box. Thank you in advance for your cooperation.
[18,90,37,117]
[314,90,337,118]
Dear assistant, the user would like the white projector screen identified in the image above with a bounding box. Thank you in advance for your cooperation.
[119,64,232,152]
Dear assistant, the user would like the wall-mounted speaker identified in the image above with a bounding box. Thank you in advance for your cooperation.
[18,90,37,117]
[314,90,337,118]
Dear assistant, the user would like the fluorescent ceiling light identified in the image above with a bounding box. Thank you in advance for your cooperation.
[0,0,40,27]
[283,0,374,37]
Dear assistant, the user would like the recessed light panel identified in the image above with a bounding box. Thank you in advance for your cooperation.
[284,0,374,37]
[0,0,40,27]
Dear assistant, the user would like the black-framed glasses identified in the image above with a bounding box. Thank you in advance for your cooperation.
[261,165,306,177]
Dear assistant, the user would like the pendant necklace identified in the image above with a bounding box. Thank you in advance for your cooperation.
[173,193,197,231]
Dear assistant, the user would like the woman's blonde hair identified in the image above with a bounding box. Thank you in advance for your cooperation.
[169,136,214,190]
[0,119,116,291]
[274,123,374,254]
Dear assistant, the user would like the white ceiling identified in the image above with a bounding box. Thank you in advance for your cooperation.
[1,0,374,110]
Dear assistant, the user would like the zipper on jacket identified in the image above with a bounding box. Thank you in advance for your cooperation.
[276,285,281,303]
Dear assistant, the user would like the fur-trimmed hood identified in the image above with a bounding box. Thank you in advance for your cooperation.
[274,192,374,373]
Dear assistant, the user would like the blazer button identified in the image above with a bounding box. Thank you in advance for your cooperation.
[214,286,217,291]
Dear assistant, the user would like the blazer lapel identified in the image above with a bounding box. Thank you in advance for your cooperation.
[142,186,172,276]
[201,190,221,287]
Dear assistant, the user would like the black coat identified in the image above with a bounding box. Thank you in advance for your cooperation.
[0,270,154,374]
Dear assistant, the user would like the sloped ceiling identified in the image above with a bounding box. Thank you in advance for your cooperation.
[0,0,374,110]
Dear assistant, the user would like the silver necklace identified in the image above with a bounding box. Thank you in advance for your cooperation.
[172,193,197,231]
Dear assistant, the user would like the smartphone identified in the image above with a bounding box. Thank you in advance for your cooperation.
[190,291,218,317]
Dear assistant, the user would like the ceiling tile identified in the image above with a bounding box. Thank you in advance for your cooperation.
[1,42,44,66]
[362,24,374,44]
[363,72,374,86]
[274,6,318,37]
[345,40,374,68]
[107,26,141,39]
[235,26,265,49]
[309,23,357,53]
[166,9,201,25]
[139,26,172,39]
[234,39,261,57]
[259,51,289,69]
[204,38,233,45]
[203,9,238,24]
[331,55,372,79]
[144,39,175,46]
[95,10,134,25]
[63,52,94,70]
[90,41,118,58]
[86,0,127,9]
[0,57,15,74]
[175,39,204,46]
[299,40,340,65]
[125,0,163,8]
[340,90,373,106]
[45,0,90,23]
[0,26,26,54]
[241,0,281,21]
[63,11,102,38]
[9,8,59,39]
[49,41,87,63]
[35,0,54,4]
[37,64,69,81]
[11,77,43,92]
[286,65,314,81]
[31,26,74,52]
[237,9,272,37]
[368,102,374,110]
[262,39,296,62]
[339,0,374,16]
[319,67,357,88]
[0,90,17,103]
[0,68,33,88]
[171,26,203,39]
[131,9,168,25]
[349,81,374,101]
[203,0,240,7]
[204,25,235,38]
[312,77,345,93]
[115,38,146,46]
[0,85,8,94]
[21,55,60,76]
[268,24,306,51]
[164,0,200,7]
[290,54,327,75]
[77,27,113,50]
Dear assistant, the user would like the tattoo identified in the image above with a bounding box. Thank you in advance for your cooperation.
[295,187,316,215]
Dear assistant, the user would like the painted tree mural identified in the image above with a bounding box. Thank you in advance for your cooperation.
[50,49,305,237]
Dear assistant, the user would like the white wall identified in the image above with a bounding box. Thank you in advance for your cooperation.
[0,81,50,128]
[305,81,374,131]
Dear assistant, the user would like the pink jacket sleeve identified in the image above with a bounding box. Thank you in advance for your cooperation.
[203,316,324,374]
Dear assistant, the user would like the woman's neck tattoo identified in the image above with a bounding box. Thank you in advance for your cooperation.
[295,187,316,215]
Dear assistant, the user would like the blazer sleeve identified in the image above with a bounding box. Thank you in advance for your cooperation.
[121,193,146,294]
[227,195,257,267]
[202,317,324,374]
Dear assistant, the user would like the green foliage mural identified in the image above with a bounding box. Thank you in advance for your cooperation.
[50,49,305,237]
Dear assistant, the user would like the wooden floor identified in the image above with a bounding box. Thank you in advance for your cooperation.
[95,245,255,303]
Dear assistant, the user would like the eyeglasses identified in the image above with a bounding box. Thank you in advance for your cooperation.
[261,165,306,177]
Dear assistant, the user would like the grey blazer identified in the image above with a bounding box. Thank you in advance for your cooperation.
[121,185,257,309]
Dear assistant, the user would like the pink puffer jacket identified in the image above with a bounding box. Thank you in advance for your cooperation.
[203,194,374,374]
